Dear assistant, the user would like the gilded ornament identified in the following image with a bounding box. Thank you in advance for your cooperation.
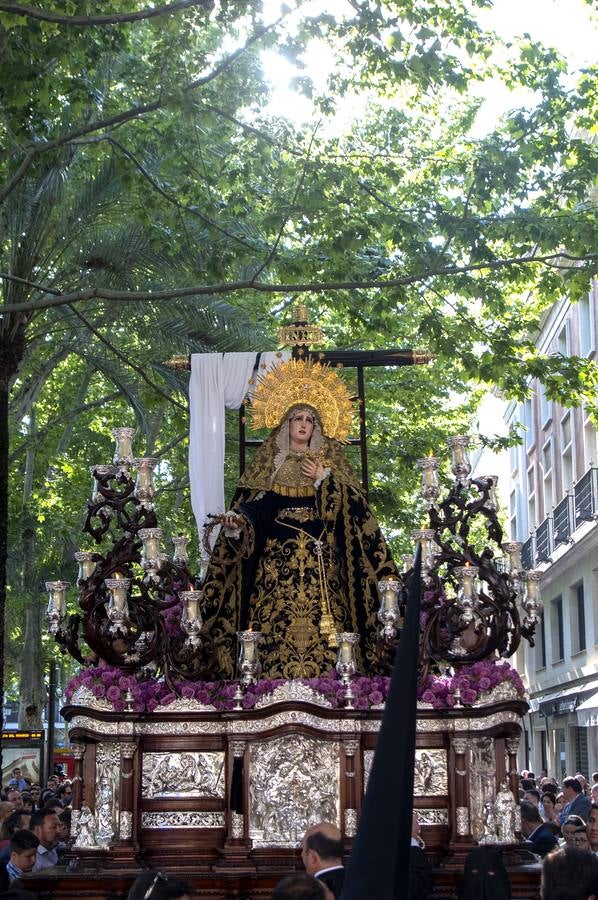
[456,807,470,836]
[249,359,354,442]
[414,749,448,796]
[141,812,225,829]
[344,809,357,837]
[142,751,225,799]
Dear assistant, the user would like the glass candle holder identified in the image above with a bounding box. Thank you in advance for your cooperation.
[410,528,438,573]
[105,576,131,634]
[335,632,359,684]
[112,427,136,472]
[172,535,189,564]
[133,457,158,508]
[502,541,523,576]
[236,630,264,685]
[74,551,97,582]
[377,578,401,640]
[453,564,479,625]
[417,455,440,507]
[46,581,70,634]
[180,590,204,649]
[447,435,471,481]
[138,527,163,579]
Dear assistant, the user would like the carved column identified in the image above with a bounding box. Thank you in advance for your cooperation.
[451,737,471,846]
[342,739,360,839]
[70,743,86,839]
[118,742,137,843]
[215,739,254,870]
[505,735,521,801]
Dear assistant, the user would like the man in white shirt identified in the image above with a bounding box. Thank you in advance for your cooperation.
[31,809,61,872]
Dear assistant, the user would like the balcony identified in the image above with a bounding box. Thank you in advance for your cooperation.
[523,466,597,568]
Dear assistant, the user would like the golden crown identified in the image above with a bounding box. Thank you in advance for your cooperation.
[249,358,355,442]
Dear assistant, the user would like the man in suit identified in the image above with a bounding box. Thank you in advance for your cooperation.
[560,778,592,826]
[301,822,344,899]
[521,801,559,857]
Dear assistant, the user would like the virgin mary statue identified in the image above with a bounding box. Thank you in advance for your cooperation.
[201,358,398,679]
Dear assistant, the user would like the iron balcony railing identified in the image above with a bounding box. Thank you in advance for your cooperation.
[522,466,597,569]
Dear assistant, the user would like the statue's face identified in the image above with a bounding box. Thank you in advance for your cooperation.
[288,409,315,449]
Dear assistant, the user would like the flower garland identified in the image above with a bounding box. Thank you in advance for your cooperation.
[65,659,524,714]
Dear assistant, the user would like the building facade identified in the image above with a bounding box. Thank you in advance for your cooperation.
[505,283,598,779]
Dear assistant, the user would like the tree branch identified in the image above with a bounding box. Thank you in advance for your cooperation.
[0,0,212,26]
[251,125,319,281]
[1,251,596,315]
[0,13,286,204]
[69,306,187,411]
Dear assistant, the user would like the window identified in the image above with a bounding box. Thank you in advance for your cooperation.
[574,726,589,778]
[561,412,574,494]
[536,612,546,670]
[582,404,597,467]
[557,728,567,779]
[550,595,564,662]
[539,382,552,427]
[542,439,553,512]
[524,398,535,450]
[570,582,586,654]
[527,464,537,529]
[579,293,596,357]
[557,324,570,357]
[509,490,517,542]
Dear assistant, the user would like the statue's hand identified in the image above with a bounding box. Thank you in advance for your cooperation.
[222,512,243,538]
[301,458,325,482]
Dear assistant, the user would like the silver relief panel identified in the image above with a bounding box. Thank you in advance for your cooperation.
[141,751,225,799]
[249,734,340,847]
[414,749,448,796]
[95,742,120,848]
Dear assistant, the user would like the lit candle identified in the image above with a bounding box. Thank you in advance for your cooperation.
[416,454,440,506]
[105,575,130,612]
[410,528,438,572]
[335,632,359,684]
[454,564,479,600]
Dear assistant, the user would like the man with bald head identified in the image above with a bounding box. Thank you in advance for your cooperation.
[301,822,344,899]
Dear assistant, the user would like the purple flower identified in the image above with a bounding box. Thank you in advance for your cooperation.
[368,691,383,705]
[159,692,176,706]
[147,698,159,712]
[460,688,478,705]
[478,676,491,691]
[107,685,121,702]
[422,690,435,703]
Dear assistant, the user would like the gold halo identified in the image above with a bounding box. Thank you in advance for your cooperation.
[249,359,354,442]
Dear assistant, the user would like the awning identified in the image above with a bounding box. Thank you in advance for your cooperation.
[536,678,598,718]
[577,690,598,728]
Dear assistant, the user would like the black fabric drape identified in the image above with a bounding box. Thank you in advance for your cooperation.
[340,548,422,900]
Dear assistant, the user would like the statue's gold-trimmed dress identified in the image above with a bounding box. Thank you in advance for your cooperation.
[201,425,398,679]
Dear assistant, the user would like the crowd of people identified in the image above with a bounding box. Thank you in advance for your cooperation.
[0,767,72,888]
[517,769,598,858]
[1,765,598,898]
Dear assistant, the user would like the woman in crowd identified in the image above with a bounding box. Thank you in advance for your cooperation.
[587,804,598,854]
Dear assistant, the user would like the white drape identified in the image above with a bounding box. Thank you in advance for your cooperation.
[188,351,289,550]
